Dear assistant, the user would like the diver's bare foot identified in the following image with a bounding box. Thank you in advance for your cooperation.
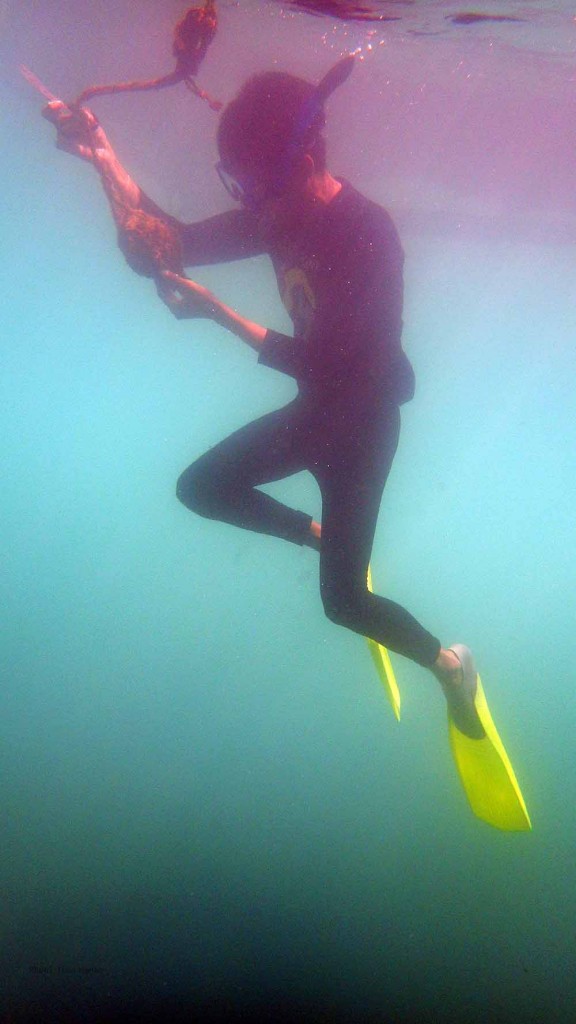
[433,646,485,740]
[433,647,462,683]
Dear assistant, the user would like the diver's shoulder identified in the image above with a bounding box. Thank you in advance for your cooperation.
[338,179,397,224]
[338,179,402,251]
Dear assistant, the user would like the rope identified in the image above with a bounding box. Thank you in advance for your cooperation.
[74,2,220,110]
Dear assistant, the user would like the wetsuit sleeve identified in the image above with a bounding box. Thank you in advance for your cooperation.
[258,204,409,391]
[139,191,265,266]
[258,329,313,379]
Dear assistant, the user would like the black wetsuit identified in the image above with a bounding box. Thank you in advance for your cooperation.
[146,181,440,666]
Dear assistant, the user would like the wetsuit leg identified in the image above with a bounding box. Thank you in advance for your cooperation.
[176,398,313,545]
[311,398,440,668]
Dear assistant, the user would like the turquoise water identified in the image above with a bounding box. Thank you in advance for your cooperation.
[1,2,575,1022]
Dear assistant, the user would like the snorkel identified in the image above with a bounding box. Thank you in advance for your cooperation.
[278,54,355,188]
[71,0,221,112]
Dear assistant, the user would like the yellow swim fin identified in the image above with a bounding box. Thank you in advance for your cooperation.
[366,565,401,721]
[447,649,532,831]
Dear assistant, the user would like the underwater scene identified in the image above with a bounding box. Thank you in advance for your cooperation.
[1,1,575,1022]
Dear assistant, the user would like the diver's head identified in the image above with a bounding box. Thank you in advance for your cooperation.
[216,57,353,213]
[216,72,326,211]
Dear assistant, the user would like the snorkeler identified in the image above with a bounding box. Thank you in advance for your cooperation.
[44,57,485,740]
[38,44,536,832]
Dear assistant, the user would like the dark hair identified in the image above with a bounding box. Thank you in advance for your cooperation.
[217,72,327,177]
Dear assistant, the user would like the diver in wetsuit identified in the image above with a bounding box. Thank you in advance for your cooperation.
[46,61,483,737]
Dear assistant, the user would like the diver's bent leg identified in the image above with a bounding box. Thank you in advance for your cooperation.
[176,402,312,546]
[177,459,312,545]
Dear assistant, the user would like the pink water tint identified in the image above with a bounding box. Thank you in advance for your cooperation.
[5,0,574,244]
[322,12,576,243]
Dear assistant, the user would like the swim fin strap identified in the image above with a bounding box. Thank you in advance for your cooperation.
[365,565,401,721]
[447,675,532,831]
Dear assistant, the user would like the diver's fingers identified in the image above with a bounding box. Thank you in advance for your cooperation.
[42,100,99,128]
[160,272,212,315]
[155,278,171,302]
[42,99,69,121]
[156,279,183,307]
[161,270,189,293]
[55,137,93,162]
[160,271,212,304]
[155,278,200,320]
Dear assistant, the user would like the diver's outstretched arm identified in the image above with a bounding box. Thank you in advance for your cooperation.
[44,99,141,211]
[44,97,187,277]
[42,94,265,275]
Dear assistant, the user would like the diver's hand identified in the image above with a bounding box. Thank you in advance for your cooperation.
[158,271,217,320]
[42,100,107,162]
[159,271,267,352]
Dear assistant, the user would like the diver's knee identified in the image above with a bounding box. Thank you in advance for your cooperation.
[176,464,220,518]
[321,587,353,627]
[321,578,370,628]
